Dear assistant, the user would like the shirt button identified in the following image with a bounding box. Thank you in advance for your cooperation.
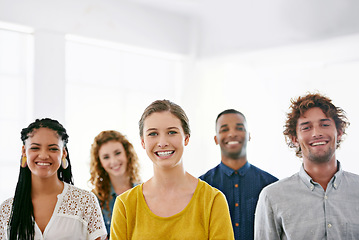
[235,223,239,227]
[324,195,328,200]
[235,184,238,188]
[235,203,239,207]
[328,223,332,228]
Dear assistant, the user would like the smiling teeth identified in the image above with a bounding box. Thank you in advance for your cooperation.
[227,141,239,145]
[37,162,50,166]
[157,151,174,156]
[312,142,326,146]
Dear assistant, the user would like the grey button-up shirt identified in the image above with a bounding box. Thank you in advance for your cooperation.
[254,161,359,240]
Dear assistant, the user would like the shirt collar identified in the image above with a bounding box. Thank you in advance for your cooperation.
[299,160,343,191]
[220,161,251,177]
[110,184,117,198]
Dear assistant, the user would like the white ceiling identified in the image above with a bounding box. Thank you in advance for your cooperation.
[129,0,359,57]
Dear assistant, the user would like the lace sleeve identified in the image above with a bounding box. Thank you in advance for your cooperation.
[0,198,13,239]
[85,192,107,239]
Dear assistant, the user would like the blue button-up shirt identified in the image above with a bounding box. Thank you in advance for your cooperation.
[200,161,278,240]
[254,161,359,240]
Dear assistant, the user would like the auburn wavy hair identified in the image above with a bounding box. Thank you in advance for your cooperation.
[89,130,141,211]
[283,93,349,158]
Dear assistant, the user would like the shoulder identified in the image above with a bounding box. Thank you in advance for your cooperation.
[199,164,221,180]
[118,184,141,203]
[0,197,13,220]
[58,184,101,217]
[259,173,299,199]
[197,179,224,199]
[65,184,98,203]
[342,170,359,182]
[249,164,278,181]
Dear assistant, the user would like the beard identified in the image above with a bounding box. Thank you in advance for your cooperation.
[306,145,335,164]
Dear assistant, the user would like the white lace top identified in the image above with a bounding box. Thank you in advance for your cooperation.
[0,183,107,240]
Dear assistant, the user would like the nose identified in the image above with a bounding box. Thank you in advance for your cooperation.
[38,149,49,159]
[158,135,169,148]
[312,125,323,138]
[228,128,237,138]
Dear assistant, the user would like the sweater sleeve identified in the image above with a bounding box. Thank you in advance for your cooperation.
[209,192,235,240]
[110,197,127,240]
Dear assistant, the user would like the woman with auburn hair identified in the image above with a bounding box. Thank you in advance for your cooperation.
[110,100,234,240]
[89,130,141,238]
[0,118,107,240]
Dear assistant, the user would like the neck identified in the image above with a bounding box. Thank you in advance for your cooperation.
[31,174,64,196]
[152,162,188,188]
[303,158,338,191]
[221,155,247,170]
[109,174,132,195]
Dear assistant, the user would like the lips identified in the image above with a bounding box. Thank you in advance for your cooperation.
[36,162,51,166]
[155,150,175,157]
[310,141,328,146]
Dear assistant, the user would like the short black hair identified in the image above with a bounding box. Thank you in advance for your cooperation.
[216,109,246,125]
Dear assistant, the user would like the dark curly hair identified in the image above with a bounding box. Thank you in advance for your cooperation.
[89,130,141,212]
[283,93,350,158]
[9,118,73,240]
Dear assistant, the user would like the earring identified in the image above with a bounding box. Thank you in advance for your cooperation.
[62,157,68,169]
[21,155,27,168]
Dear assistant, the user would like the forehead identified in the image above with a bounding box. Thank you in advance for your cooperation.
[217,113,246,127]
[99,140,124,152]
[26,127,61,143]
[297,107,330,124]
[144,111,182,128]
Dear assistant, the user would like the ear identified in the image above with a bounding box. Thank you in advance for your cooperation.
[22,145,26,156]
[214,135,219,145]
[291,135,299,147]
[337,129,343,142]
[184,135,190,146]
[141,137,145,149]
[62,147,68,159]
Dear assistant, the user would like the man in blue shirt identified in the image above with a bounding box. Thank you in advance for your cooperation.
[200,109,278,240]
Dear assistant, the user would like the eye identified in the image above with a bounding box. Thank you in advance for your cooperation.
[148,132,158,136]
[102,156,109,160]
[115,151,122,156]
[30,147,39,151]
[168,131,177,135]
[219,128,228,133]
[50,147,59,152]
[236,127,245,131]
[301,126,310,131]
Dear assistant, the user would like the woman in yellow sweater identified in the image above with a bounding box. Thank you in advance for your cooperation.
[111,100,234,240]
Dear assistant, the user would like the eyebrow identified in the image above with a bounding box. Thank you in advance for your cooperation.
[299,118,332,126]
[220,123,244,128]
[145,127,180,132]
[30,143,60,147]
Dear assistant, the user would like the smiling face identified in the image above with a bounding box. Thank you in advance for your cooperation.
[292,107,342,164]
[215,113,250,160]
[98,140,128,179]
[22,127,66,180]
[141,111,189,169]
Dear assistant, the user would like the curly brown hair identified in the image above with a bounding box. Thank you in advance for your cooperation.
[89,130,141,211]
[283,93,350,158]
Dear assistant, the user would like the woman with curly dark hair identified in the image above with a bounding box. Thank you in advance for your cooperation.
[89,130,141,237]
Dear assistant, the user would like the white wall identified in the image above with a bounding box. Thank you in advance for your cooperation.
[1,1,359,201]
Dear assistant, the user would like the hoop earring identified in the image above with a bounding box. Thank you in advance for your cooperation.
[21,155,27,168]
[62,157,68,169]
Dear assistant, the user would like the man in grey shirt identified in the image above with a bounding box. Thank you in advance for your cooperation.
[254,93,359,240]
